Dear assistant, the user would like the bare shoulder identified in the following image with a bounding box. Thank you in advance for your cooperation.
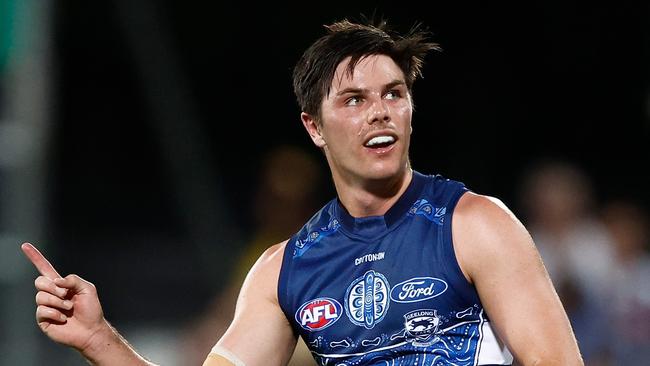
[239,240,289,302]
[253,240,288,272]
[454,191,522,227]
[452,191,538,283]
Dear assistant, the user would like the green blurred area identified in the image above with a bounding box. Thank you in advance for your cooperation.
[0,0,17,74]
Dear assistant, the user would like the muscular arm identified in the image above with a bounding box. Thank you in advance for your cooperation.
[204,241,297,366]
[452,193,583,365]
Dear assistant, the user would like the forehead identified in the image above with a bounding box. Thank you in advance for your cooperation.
[330,54,405,91]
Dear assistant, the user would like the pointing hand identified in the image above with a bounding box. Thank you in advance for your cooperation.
[21,242,109,352]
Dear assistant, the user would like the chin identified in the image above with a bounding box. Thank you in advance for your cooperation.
[363,162,406,181]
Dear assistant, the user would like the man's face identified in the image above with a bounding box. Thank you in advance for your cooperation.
[302,54,413,184]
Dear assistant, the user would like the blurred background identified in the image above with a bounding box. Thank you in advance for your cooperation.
[1,1,648,365]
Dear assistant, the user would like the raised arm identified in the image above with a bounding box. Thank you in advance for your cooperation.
[452,193,584,365]
[21,242,156,365]
[203,241,297,366]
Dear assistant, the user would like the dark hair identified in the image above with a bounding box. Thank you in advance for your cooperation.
[292,18,439,119]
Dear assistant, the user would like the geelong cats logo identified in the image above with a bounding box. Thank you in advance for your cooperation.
[404,309,440,346]
[295,298,342,331]
[345,270,390,329]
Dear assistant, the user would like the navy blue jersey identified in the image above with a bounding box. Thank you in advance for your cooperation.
[278,171,513,365]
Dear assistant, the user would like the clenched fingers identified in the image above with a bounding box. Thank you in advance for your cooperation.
[36,305,67,323]
[35,276,68,298]
[36,291,74,311]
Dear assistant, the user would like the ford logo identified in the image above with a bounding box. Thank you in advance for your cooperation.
[390,277,448,303]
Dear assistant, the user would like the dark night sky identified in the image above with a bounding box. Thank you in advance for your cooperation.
[46,1,648,324]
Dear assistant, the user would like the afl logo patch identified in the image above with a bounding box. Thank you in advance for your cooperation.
[390,277,448,303]
[345,270,390,329]
[295,298,342,331]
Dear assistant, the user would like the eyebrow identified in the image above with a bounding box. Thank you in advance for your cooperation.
[335,79,407,97]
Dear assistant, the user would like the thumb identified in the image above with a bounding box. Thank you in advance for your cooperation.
[54,275,96,294]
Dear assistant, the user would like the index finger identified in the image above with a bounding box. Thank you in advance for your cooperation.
[21,242,62,279]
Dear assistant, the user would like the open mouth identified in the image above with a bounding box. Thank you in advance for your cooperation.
[364,135,396,149]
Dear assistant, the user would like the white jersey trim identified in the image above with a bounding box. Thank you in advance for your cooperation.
[476,319,514,364]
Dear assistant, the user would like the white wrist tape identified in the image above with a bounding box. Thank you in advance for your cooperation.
[209,345,246,366]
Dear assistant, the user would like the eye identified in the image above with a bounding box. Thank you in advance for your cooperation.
[385,90,401,100]
[345,95,363,106]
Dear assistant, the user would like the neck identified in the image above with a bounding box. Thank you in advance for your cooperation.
[334,167,413,218]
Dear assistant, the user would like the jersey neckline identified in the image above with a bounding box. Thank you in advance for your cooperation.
[333,170,427,240]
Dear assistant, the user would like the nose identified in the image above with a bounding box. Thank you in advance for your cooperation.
[367,99,390,124]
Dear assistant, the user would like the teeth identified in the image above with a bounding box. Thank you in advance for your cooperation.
[365,136,395,147]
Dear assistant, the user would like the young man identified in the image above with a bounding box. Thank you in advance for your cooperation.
[23,19,584,365]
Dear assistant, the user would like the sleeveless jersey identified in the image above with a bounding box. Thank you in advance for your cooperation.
[278,171,514,365]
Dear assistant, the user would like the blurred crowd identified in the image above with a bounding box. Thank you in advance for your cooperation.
[517,159,650,365]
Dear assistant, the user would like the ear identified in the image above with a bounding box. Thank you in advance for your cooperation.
[301,112,326,148]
